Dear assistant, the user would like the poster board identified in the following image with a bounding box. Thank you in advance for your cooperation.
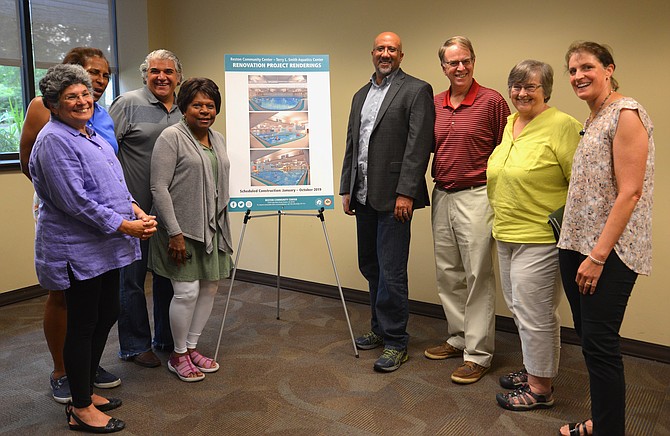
[224,54,334,212]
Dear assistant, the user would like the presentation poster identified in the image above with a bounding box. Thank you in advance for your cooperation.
[224,54,335,212]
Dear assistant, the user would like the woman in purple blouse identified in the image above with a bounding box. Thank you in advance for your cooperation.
[29,64,157,434]
[20,46,121,405]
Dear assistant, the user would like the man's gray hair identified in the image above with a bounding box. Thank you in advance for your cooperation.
[438,36,476,63]
[39,64,93,110]
[140,49,183,84]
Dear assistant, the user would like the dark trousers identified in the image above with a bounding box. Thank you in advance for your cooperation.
[559,249,637,436]
[63,267,120,408]
[355,202,411,350]
[117,239,174,358]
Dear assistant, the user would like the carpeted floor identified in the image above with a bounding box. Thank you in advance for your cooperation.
[1,279,668,435]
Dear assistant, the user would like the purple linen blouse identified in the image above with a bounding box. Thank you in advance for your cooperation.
[29,117,141,290]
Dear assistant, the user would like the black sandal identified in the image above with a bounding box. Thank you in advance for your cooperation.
[561,420,592,436]
[65,402,126,433]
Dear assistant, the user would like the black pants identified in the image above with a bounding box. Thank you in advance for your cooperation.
[64,267,120,408]
[559,249,637,436]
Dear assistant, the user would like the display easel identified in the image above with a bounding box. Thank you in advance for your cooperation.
[214,207,359,360]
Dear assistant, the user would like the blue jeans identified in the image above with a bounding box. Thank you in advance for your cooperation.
[355,202,411,350]
[118,239,174,358]
[559,249,637,436]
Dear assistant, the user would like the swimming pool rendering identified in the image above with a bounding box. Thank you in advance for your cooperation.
[249,96,307,111]
[250,148,310,186]
[252,131,307,147]
[249,112,309,149]
[251,169,309,186]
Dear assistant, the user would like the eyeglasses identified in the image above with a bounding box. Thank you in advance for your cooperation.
[443,58,472,68]
[62,91,92,103]
[510,84,542,93]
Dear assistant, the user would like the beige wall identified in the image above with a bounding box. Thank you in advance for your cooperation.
[0,172,37,290]
[144,0,668,346]
[2,0,667,347]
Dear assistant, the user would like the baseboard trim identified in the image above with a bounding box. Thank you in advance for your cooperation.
[4,272,668,364]
[0,285,47,306]
[234,269,670,364]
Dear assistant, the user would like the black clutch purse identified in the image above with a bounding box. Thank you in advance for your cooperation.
[548,205,565,242]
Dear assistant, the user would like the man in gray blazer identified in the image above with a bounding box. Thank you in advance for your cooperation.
[340,31,435,372]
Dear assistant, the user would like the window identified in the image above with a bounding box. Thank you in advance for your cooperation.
[0,0,117,165]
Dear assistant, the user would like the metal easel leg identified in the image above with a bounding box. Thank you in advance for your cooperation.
[214,208,358,359]
[214,209,251,362]
[317,208,359,357]
[276,210,281,320]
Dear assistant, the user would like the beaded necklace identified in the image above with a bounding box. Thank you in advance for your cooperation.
[579,89,613,136]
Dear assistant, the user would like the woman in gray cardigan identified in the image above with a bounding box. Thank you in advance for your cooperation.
[149,77,232,382]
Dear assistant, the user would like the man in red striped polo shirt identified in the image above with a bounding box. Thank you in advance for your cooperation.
[425,36,510,384]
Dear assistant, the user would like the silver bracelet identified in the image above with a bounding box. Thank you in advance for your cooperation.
[588,254,606,266]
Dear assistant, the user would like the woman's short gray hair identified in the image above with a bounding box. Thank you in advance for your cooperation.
[39,64,93,110]
[140,49,183,84]
[507,59,553,103]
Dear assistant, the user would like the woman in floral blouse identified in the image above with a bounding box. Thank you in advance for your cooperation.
[557,41,655,436]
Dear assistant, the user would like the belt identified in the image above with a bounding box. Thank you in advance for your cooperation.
[437,184,486,194]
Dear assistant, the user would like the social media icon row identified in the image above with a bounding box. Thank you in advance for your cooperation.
[229,200,253,209]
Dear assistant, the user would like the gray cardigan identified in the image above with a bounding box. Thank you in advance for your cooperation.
[150,121,232,254]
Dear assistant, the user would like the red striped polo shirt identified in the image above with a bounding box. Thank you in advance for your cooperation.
[432,80,510,190]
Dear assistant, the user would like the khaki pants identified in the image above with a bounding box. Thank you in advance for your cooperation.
[431,186,496,367]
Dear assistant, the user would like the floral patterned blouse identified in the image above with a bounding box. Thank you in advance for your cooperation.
[557,98,654,275]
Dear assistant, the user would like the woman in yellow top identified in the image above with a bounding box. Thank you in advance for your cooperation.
[487,60,581,411]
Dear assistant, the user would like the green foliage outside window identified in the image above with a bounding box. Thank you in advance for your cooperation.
[0,98,23,153]
[0,65,24,153]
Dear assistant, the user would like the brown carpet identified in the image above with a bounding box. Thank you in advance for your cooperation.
[0,279,668,435]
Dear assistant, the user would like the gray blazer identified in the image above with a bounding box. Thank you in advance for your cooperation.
[339,68,435,212]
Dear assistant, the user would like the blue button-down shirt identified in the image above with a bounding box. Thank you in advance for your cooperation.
[88,102,118,154]
[29,117,141,290]
[355,70,397,204]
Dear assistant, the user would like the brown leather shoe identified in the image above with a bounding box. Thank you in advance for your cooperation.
[451,361,489,384]
[424,341,463,360]
[133,350,161,368]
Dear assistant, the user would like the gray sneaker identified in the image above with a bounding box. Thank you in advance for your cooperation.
[50,372,71,404]
[355,331,384,350]
[373,348,408,372]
